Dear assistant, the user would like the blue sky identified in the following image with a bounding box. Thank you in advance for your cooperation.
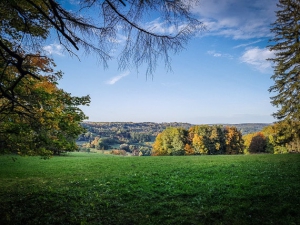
[45,0,279,124]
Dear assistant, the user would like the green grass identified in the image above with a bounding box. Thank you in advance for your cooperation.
[0,153,299,224]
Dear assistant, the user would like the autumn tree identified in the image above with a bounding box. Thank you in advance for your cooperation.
[0,58,90,156]
[242,133,255,154]
[188,125,225,155]
[152,127,187,156]
[1,0,202,156]
[152,133,167,156]
[224,126,244,154]
[188,125,210,154]
[268,0,300,146]
[153,125,244,156]
[1,0,203,112]
[192,134,208,154]
[263,122,299,153]
[209,126,226,154]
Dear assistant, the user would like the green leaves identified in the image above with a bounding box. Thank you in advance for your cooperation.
[0,61,90,156]
[269,0,300,123]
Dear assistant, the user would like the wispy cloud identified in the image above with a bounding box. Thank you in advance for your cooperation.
[233,40,263,49]
[207,50,233,59]
[43,43,64,56]
[207,50,222,57]
[240,47,274,73]
[193,0,277,39]
[145,18,181,35]
[144,18,200,36]
[106,71,130,85]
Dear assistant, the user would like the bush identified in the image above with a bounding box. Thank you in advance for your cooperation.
[111,149,127,156]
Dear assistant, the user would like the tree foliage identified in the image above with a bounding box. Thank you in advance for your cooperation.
[224,126,244,154]
[243,122,300,154]
[248,132,267,154]
[1,0,202,156]
[268,0,300,146]
[1,0,202,110]
[0,57,90,156]
[152,125,244,156]
[152,127,187,156]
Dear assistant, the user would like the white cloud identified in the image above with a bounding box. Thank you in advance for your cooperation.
[233,40,263,49]
[193,0,277,39]
[106,71,130,85]
[207,50,233,59]
[144,18,197,36]
[240,47,274,73]
[145,18,178,35]
[43,43,64,56]
[208,50,221,57]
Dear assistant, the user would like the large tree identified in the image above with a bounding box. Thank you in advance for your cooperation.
[1,0,202,112]
[0,56,90,156]
[0,0,202,155]
[268,0,300,147]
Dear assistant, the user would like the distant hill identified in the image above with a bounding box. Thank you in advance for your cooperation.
[77,122,270,151]
[228,123,271,135]
[80,122,270,136]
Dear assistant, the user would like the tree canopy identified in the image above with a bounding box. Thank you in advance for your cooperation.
[152,125,244,156]
[268,0,300,149]
[1,0,202,109]
[0,0,202,156]
[0,56,90,157]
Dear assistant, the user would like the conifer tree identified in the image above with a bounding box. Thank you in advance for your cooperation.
[269,0,300,121]
[268,0,300,148]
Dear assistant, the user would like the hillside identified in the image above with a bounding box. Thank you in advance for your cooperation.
[77,122,270,152]
[79,122,270,138]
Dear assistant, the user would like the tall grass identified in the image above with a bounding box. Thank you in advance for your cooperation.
[0,153,299,224]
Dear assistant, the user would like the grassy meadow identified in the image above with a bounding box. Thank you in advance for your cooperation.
[0,153,299,224]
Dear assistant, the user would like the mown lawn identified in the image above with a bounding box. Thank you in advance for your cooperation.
[0,153,299,224]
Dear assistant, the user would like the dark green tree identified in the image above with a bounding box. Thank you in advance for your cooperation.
[268,0,300,147]
[248,132,267,153]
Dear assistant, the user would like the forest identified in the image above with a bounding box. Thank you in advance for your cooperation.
[77,122,300,156]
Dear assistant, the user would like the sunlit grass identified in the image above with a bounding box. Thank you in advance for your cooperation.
[0,153,299,224]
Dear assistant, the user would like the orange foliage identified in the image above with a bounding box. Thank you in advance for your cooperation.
[184,144,195,155]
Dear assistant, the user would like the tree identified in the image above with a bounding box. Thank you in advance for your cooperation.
[188,125,225,155]
[243,133,255,154]
[1,0,202,156]
[0,60,90,156]
[248,132,267,154]
[152,133,167,156]
[268,0,300,144]
[152,127,187,156]
[1,0,203,112]
[192,134,208,154]
[188,125,210,154]
[224,126,244,154]
[209,125,226,154]
[264,121,300,153]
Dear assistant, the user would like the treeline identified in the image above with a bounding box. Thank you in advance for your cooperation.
[153,123,300,156]
[152,125,244,156]
[244,121,300,154]
[78,122,269,145]
[83,137,152,156]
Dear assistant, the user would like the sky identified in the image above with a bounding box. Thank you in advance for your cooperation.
[45,0,279,124]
